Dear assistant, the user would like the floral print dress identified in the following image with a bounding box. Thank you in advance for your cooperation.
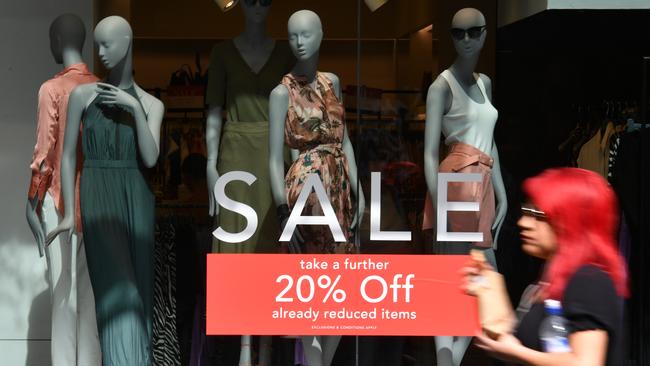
[281,72,354,254]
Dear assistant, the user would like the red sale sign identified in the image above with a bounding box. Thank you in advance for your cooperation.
[206,254,479,336]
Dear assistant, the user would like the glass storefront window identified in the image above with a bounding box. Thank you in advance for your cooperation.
[2,1,649,365]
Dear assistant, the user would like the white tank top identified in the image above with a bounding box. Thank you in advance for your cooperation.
[440,69,498,155]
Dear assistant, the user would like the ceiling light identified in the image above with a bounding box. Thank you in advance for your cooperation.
[214,0,238,12]
[365,0,389,12]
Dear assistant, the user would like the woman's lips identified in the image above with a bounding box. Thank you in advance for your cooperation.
[520,234,533,243]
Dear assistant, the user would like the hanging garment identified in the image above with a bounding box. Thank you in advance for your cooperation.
[153,220,181,365]
[207,39,295,254]
[576,121,617,178]
[607,131,622,183]
[81,86,155,365]
[281,72,355,254]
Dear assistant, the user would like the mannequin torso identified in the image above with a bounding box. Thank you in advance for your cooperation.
[232,35,276,74]
[439,69,498,155]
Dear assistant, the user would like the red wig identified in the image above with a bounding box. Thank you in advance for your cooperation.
[523,168,629,299]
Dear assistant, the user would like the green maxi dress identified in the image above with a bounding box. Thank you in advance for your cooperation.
[207,39,295,253]
[81,86,154,365]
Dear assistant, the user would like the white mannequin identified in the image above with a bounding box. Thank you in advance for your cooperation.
[25,13,101,366]
[26,14,87,265]
[423,8,507,366]
[205,1,277,364]
[45,17,164,233]
[47,15,164,365]
[206,0,276,216]
[269,10,365,366]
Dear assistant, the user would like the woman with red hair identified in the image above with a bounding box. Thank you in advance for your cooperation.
[466,167,628,365]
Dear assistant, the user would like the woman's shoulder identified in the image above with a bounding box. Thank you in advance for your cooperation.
[567,265,617,293]
[562,265,621,331]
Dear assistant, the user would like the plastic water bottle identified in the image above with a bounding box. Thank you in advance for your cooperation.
[539,299,571,352]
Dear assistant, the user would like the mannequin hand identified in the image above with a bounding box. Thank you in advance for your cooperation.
[96,83,140,111]
[492,203,507,247]
[25,199,46,257]
[473,332,522,363]
[281,217,305,254]
[207,164,220,216]
[46,215,74,247]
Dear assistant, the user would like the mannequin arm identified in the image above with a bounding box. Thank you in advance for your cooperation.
[95,83,163,167]
[269,84,305,252]
[342,127,364,229]
[25,196,45,256]
[490,141,507,248]
[423,77,448,235]
[480,74,507,248]
[46,84,88,244]
[325,72,365,229]
[206,105,223,216]
[133,98,164,167]
[269,85,290,206]
[26,84,58,256]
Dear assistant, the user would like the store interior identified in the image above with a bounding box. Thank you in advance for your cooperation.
[5,0,646,364]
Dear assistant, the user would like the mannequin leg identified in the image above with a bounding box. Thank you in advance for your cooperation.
[258,336,272,365]
[321,335,341,366]
[301,335,324,366]
[434,336,453,366]
[240,335,252,365]
[452,336,472,366]
[42,193,76,366]
[300,335,341,366]
[434,242,471,366]
[75,237,101,365]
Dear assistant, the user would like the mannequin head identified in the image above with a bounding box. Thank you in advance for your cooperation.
[94,16,132,70]
[240,0,271,24]
[450,8,486,59]
[49,14,86,64]
[287,10,323,61]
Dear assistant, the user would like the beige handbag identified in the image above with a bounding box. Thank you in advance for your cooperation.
[468,249,517,339]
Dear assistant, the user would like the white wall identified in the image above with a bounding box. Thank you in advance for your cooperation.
[0,1,93,365]
[498,0,650,27]
[547,0,650,9]
[498,0,548,27]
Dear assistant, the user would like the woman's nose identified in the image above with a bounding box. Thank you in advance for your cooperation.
[517,215,533,229]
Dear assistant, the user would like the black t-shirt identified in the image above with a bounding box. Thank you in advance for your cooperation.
[515,265,624,366]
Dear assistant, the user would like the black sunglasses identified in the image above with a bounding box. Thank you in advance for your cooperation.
[450,26,486,41]
[243,0,272,6]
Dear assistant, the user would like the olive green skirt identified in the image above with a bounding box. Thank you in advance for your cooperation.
[212,121,279,253]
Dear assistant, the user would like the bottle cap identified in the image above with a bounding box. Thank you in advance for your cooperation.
[544,299,562,315]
